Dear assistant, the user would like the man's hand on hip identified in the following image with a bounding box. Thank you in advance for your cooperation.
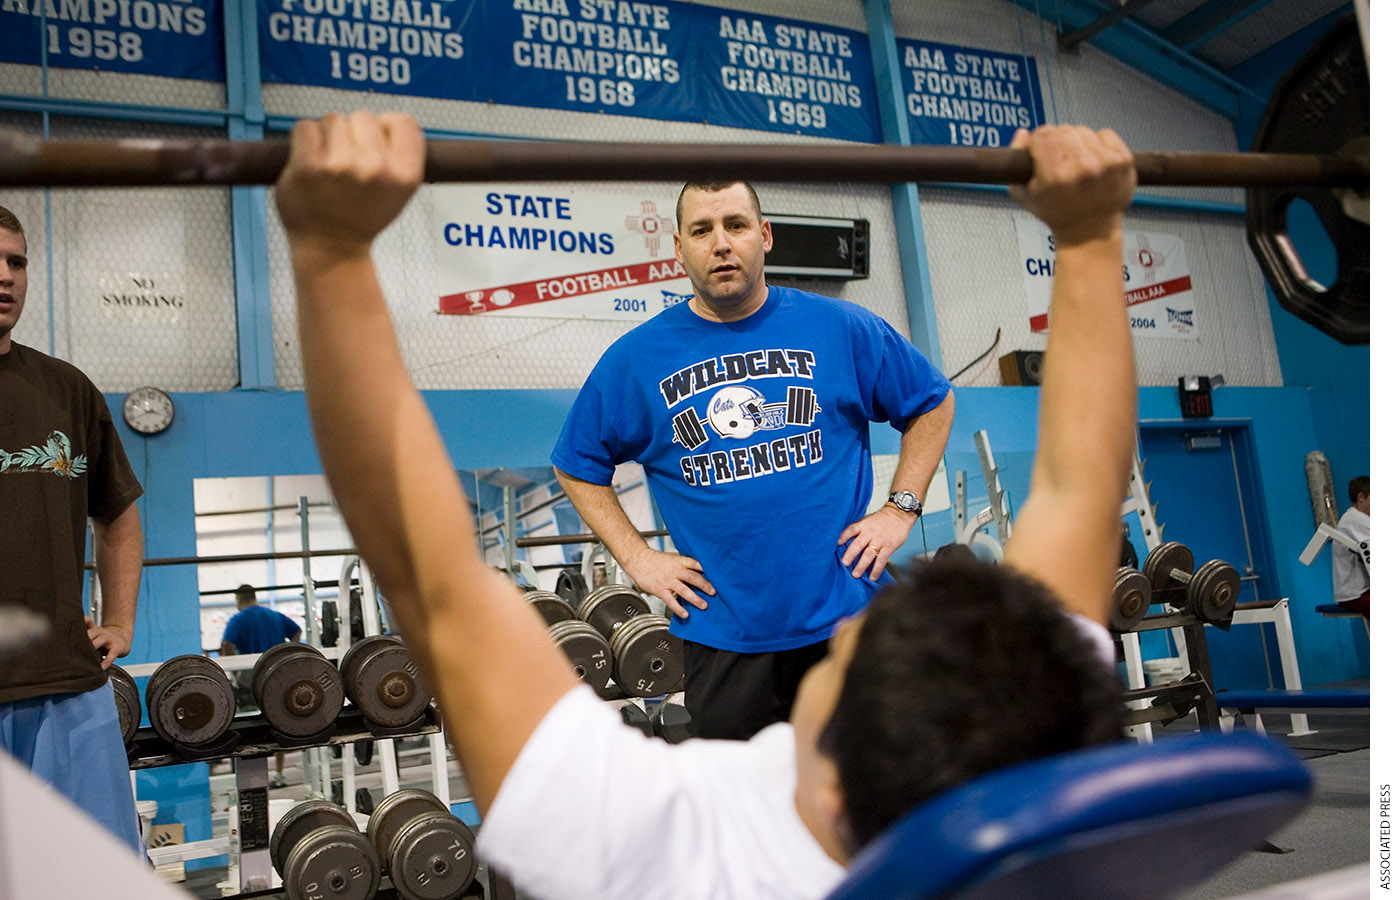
[839,506,918,580]
[86,616,133,669]
[624,547,715,619]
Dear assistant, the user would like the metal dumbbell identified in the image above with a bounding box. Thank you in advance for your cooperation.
[1110,567,1152,633]
[108,665,142,746]
[1142,542,1242,625]
[252,642,345,740]
[579,584,684,697]
[144,655,236,747]
[523,590,575,626]
[619,702,655,736]
[648,701,694,743]
[547,619,614,694]
[271,800,379,900]
[340,636,432,729]
[610,614,683,698]
[367,789,477,900]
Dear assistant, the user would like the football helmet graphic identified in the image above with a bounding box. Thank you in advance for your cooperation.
[707,386,766,439]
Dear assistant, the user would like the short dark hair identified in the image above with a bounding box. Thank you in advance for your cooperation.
[234,584,258,606]
[820,555,1124,849]
[1349,476,1369,504]
[675,181,761,229]
[0,205,24,240]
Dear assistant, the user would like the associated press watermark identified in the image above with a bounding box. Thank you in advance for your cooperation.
[1382,783,1392,889]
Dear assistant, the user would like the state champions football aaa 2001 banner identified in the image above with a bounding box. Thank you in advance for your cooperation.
[257,0,881,143]
[0,0,223,79]
[432,183,693,321]
[1015,216,1199,340]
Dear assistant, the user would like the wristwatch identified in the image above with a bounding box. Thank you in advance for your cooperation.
[888,491,923,517]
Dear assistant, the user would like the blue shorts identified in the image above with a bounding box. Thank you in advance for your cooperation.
[0,681,144,855]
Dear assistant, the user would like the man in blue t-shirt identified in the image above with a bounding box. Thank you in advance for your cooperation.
[221,584,302,657]
[220,584,302,784]
[553,181,954,739]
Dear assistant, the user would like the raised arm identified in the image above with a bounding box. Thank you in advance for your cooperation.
[1002,126,1138,626]
[276,112,577,812]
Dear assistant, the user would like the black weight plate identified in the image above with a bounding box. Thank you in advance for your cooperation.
[258,647,345,739]
[251,640,313,701]
[1246,14,1369,345]
[612,614,684,698]
[146,655,236,746]
[1142,542,1194,597]
[1109,567,1152,634]
[388,812,477,900]
[368,789,445,866]
[270,799,356,876]
[343,636,430,728]
[578,584,647,636]
[108,665,141,745]
[555,568,588,608]
[283,825,379,900]
[547,620,613,693]
[523,590,576,626]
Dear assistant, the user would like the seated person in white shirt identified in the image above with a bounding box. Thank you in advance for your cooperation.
[275,115,1137,900]
[1332,475,1370,619]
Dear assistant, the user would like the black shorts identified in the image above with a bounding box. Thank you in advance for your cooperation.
[682,639,830,740]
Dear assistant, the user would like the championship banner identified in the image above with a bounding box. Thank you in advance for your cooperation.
[483,0,702,124]
[483,1,880,143]
[258,0,482,101]
[432,183,693,321]
[0,0,223,80]
[691,6,880,143]
[897,38,1043,148]
[1014,217,1199,339]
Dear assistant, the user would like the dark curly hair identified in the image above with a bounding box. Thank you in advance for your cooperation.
[819,554,1125,849]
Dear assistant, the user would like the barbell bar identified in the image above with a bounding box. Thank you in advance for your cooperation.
[0,131,1368,190]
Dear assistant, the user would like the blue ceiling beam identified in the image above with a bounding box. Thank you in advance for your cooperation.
[1002,0,1261,118]
[1164,0,1274,50]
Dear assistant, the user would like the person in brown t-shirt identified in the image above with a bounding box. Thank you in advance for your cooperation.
[0,203,146,854]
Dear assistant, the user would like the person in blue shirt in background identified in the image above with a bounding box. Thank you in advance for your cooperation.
[220,583,301,785]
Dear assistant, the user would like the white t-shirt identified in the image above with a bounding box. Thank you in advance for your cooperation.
[479,616,1114,900]
[1332,506,1370,601]
[478,686,846,900]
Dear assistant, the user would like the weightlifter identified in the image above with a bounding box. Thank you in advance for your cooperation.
[277,113,1133,899]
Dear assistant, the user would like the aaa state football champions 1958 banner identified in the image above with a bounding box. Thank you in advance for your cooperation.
[1014,216,1199,339]
[432,183,694,321]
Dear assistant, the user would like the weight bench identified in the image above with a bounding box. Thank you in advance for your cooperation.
[1316,603,1369,637]
[1217,688,1370,736]
[826,731,1310,900]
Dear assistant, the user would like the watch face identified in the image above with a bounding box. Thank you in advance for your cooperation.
[123,387,174,435]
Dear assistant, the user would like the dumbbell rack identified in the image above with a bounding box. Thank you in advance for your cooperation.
[124,704,485,898]
[1117,608,1221,734]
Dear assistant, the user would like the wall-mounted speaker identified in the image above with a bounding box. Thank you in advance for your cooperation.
[998,350,1044,386]
[765,214,869,280]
